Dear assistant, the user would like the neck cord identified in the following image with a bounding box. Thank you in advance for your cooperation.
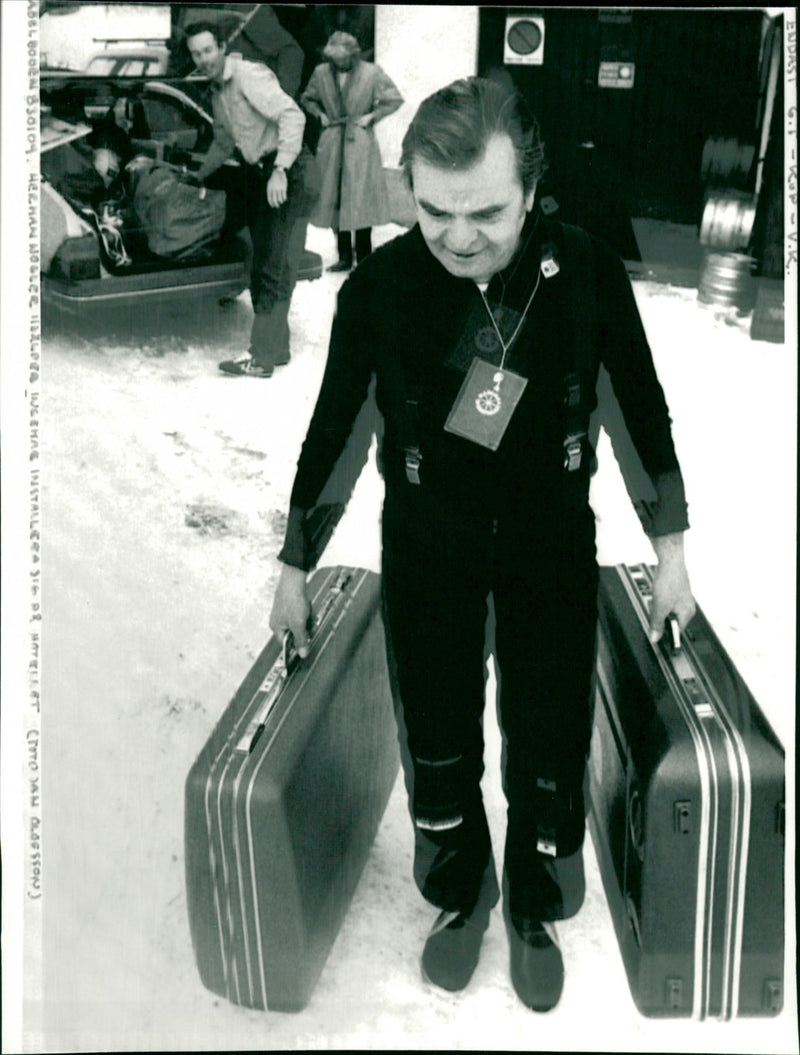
[501,212,540,290]
[477,266,542,372]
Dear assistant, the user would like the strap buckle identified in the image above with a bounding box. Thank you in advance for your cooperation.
[536,776,558,856]
[405,447,422,485]
[564,433,584,471]
[536,830,558,856]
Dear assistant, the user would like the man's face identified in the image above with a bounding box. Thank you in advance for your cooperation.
[411,133,535,284]
[187,30,226,80]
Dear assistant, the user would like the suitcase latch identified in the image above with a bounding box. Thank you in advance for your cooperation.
[666,977,684,1010]
[764,979,783,1013]
[682,676,713,718]
[673,800,692,835]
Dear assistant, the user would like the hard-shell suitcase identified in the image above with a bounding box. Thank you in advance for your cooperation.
[185,565,400,1012]
[587,564,785,1019]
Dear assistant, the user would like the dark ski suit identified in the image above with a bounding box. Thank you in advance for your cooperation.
[279,212,689,927]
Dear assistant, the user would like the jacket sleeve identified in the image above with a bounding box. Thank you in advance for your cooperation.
[236,60,306,169]
[196,97,236,181]
[278,273,377,569]
[594,241,690,537]
[299,67,327,121]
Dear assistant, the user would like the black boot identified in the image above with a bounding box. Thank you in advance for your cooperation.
[328,230,353,272]
[506,915,564,1012]
[355,227,372,264]
[421,866,496,992]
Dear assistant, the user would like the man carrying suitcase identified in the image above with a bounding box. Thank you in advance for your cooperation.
[269,77,696,1011]
[186,20,317,378]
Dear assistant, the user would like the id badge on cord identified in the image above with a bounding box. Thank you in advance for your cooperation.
[444,358,528,451]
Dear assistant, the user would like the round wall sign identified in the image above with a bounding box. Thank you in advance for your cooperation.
[506,19,542,56]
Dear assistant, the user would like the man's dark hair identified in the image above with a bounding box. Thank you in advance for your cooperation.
[184,20,226,47]
[400,77,547,196]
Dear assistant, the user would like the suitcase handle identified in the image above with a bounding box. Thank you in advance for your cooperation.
[237,572,353,753]
[282,630,304,677]
[238,633,306,753]
[665,614,681,654]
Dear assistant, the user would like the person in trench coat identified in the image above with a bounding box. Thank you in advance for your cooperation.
[300,32,403,271]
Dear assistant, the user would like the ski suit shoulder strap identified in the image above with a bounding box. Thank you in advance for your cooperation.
[548,220,599,473]
[557,221,598,378]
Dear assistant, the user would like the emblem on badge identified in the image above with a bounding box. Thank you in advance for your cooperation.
[475,371,505,416]
[475,325,501,355]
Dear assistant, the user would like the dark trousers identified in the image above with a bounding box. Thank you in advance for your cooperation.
[212,148,318,364]
[336,228,372,265]
[380,482,598,927]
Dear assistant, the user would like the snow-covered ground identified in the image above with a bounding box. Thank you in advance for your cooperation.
[34,221,796,1052]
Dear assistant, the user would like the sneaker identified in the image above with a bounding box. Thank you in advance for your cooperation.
[326,260,352,273]
[218,355,274,378]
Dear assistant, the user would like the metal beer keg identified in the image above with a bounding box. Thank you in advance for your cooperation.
[700,136,756,186]
[699,192,756,251]
[697,250,755,309]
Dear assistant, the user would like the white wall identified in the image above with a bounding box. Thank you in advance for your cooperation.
[40,3,170,71]
[373,5,480,167]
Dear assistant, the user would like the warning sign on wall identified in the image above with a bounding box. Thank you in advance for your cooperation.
[504,15,545,66]
[598,61,635,88]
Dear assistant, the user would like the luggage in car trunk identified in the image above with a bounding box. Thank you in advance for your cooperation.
[587,564,785,1019]
[184,565,399,1012]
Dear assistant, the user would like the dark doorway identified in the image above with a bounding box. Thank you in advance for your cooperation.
[479,7,763,250]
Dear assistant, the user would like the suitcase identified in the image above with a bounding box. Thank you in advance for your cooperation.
[587,563,785,1019]
[185,565,400,1012]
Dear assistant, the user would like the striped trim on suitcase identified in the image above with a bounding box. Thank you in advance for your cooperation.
[616,564,755,1020]
[199,567,371,1009]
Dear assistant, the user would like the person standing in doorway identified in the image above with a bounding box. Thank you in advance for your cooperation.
[186,20,318,378]
[301,32,403,272]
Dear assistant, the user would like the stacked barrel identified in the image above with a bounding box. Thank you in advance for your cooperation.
[697,136,757,309]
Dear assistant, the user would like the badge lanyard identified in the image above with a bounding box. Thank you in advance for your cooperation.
[443,245,559,452]
[475,265,542,401]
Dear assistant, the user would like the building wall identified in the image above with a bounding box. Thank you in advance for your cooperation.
[374,5,479,166]
[477,8,765,224]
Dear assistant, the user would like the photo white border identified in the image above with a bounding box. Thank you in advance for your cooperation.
[0,5,796,1053]
[1,0,42,1051]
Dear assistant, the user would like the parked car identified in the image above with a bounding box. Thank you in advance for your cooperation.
[40,72,322,316]
[84,46,170,78]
